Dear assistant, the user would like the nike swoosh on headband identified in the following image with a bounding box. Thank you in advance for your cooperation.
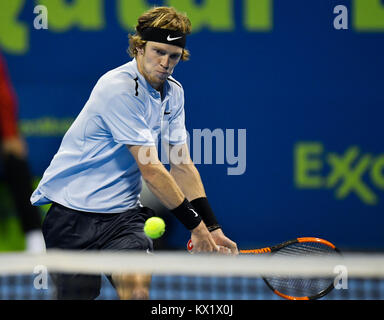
[167,35,183,41]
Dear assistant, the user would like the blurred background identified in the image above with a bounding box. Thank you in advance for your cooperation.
[0,0,383,252]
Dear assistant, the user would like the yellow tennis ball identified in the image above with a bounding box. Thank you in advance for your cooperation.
[144,217,166,239]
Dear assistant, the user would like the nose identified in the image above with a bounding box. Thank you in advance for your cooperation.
[160,55,170,70]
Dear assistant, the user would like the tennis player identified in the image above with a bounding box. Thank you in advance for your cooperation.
[31,6,238,300]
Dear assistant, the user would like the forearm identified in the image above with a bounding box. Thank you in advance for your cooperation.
[143,163,186,209]
[168,143,221,230]
[170,163,206,201]
[171,163,223,231]
[128,144,185,209]
[143,164,213,235]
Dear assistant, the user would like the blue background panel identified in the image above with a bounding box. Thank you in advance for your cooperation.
[1,0,383,250]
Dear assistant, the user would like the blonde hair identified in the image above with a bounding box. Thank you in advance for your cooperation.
[128,7,192,61]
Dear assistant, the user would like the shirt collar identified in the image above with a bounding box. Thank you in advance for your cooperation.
[131,59,172,99]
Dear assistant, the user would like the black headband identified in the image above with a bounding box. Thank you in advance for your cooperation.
[139,27,187,48]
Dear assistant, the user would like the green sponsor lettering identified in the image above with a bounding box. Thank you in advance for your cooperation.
[326,147,359,188]
[371,155,384,189]
[294,142,324,188]
[0,0,27,54]
[118,0,150,31]
[37,0,104,31]
[327,147,377,205]
[168,0,234,32]
[20,117,74,137]
[354,0,384,31]
[244,0,272,31]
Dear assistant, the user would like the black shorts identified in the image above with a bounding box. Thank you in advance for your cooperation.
[42,202,154,300]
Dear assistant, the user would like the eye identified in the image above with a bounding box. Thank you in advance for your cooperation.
[155,49,166,55]
[170,54,181,60]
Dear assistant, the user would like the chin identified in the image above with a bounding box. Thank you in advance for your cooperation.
[155,76,167,84]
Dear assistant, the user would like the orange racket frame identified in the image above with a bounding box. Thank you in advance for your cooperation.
[187,237,341,300]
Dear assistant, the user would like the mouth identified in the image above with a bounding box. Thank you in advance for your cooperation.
[157,70,169,76]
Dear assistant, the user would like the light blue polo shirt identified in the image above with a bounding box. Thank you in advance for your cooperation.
[31,59,187,213]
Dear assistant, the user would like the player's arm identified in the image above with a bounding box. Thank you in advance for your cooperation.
[168,143,206,200]
[127,144,218,253]
[168,143,238,255]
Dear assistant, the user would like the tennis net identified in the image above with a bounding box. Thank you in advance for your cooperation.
[0,250,383,300]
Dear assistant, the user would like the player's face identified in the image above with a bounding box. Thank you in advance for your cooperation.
[137,41,183,90]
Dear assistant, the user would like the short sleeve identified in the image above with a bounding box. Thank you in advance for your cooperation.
[101,93,155,146]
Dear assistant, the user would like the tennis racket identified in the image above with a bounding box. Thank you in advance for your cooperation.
[187,237,341,300]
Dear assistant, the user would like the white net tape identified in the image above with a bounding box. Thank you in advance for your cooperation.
[0,250,384,278]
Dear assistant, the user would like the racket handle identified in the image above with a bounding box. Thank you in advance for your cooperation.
[187,239,194,252]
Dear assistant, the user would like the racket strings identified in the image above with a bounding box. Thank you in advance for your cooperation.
[277,242,336,257]
[265,277,332,297]
[264,241,338,298]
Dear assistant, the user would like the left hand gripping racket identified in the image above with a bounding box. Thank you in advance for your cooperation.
[187,237,341,300]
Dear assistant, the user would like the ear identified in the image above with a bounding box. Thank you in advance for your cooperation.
[137,47,145,56]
